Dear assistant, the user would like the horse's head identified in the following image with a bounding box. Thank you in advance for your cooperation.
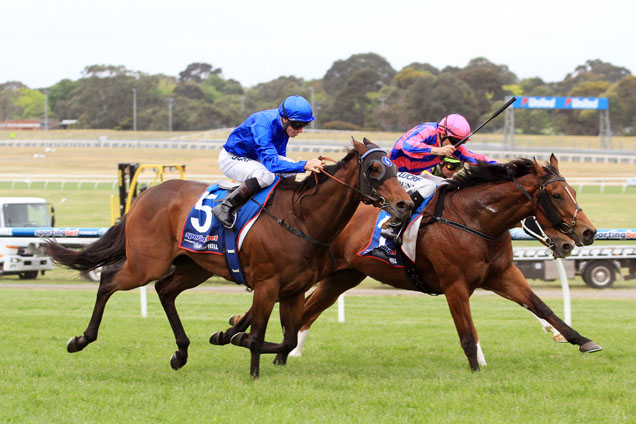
[353,137,413,222]
[531,154,596,249]
[521,216,578,258]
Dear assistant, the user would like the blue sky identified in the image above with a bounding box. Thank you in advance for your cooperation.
[3,0,634,89]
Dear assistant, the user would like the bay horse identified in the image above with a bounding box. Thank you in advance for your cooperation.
[44,139,413,378]
[229,155,602,372]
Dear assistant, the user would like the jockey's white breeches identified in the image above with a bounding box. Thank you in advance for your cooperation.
[397,172,443,199]
[218,148,297,188]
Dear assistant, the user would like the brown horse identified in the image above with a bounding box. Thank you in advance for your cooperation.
[44,139,413,378]
[231,155,602,371]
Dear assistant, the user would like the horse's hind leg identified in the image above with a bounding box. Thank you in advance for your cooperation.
[288,269,367,357]
[227,282,278,378]
[154,256,213,370]
[209,308,253,345]
[444,281,481,371]
[67,267,120,352]
[272,293,305,365]
[486,265,602,353]
[68,263,152,353]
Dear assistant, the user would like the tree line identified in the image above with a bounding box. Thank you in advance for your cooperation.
[1,54,635,136]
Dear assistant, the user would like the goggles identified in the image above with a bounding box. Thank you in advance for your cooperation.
[289,120,309,130]
[444,162,463,171]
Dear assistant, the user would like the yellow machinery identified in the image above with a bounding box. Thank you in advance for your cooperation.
[110,163,186,224]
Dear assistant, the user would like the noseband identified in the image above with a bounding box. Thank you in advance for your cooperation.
[513,174,582,236]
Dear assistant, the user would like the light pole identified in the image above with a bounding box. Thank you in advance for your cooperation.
[132,88,137,131]
[310,86,315,129]
[168,97,174,131]
[43,89,49,130]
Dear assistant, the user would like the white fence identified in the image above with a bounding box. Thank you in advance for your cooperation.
[1,174,633,193]
[2,138,636,164]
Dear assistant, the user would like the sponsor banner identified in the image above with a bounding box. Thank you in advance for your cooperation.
[0,227,109,237]
[513,97,608,110]
[510,228,636,241]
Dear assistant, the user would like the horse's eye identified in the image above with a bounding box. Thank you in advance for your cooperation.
[552,193,562,199]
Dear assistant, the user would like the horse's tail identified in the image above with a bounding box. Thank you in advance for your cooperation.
[44,216,127,272]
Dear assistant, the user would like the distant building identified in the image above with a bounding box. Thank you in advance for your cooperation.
[0,119,78,130]
[0,120,41,130]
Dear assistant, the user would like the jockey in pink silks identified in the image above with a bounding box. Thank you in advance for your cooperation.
[380,114,496,243]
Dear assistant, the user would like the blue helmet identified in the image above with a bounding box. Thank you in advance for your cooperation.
[278,95,315,122]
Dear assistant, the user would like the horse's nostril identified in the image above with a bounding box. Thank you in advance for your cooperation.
[562,243,573,252]
[397,201,413,212]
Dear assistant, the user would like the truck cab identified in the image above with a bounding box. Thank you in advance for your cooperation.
[0,197,55,279]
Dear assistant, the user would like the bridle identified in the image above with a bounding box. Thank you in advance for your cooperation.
[318,146,398,211]
[428,165,581,244]
[512,172,582,236]
[248,145,399,261]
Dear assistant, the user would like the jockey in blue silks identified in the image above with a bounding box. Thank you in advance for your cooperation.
[211,95,324,229]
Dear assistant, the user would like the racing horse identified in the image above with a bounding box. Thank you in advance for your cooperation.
[44,138,413,378]
[228,155,602,372]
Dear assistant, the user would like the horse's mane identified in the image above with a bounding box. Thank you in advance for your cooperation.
[276,147,358,192]
[447,158,558,190]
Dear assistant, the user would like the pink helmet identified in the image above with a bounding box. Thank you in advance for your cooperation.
[438,114,471,141]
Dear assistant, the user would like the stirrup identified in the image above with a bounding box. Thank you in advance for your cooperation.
[212,206,237,229]
[380,227,403,246]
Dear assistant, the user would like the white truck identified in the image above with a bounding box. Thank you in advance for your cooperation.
[0,197,55,279]
[513,244,636,289]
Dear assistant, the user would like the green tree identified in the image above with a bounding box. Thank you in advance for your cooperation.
[15,87,45,119]
[178,63,221,84]
[0,82,24,120]
[323,69,383,128]
[457,57,518,114]
[606,75,636,135]
[403,73,480,130]
[322,53,395,95]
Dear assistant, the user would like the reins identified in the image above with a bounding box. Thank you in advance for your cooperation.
[248,195,337,266]
[244,145,395,266]
[426,166,582,243]
[425,185,507,242]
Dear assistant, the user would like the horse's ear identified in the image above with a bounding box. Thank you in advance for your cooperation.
[549,153,559,171]
[362,137,372,145]
[532,156,545,176]
[352,137,363,151]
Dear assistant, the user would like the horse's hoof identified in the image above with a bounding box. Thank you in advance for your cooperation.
[209,331,223,345]
[67,336,83,353]
[228,314,242,326]
[553,334,567,343]
[230,332,246,346]
[273,354,287,366]
[170,352,186,370]
[288,349,302,358]
[580,341,603,353]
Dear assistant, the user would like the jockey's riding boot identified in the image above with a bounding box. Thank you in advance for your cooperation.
[211,178,261,229]
[380,219,405,246]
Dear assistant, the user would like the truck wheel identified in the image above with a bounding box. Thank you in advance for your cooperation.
[583,260,616,289]
[18,271,39,280]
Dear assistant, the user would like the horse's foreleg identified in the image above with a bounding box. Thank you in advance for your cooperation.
[272,293,305,365]
[67,267,120,353]
[229,283,278,378]
[155,258,213,370]
[487,265,602,353]
[289,269,367,357]
[444,281,481,372]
